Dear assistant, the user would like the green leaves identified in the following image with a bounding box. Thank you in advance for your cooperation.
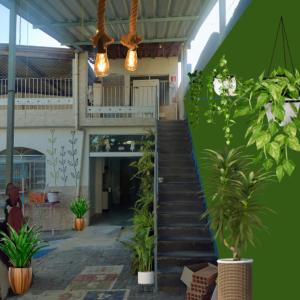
[0,225,48,268]
[284,122,297,137]
[203,147,273,260]
[70,197,89,218]
[276,165,285,182]
[266,142,281,162]
[287,136,300,151]
[282,159,295,176]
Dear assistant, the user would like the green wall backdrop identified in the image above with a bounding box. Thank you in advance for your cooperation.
[186,0,300,298]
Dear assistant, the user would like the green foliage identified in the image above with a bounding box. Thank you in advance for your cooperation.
[124,134,154,273]
[202,147,273,260]
[0,225,48,268]
[70,197,89,218]
[237,67,300,181]
[47,129,59,186]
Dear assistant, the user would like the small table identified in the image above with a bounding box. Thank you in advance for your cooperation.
[27,201,60,235]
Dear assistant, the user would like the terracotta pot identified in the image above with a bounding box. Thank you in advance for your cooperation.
[8,267,32,295]
[74,218,85,231]
[217,259,253,300]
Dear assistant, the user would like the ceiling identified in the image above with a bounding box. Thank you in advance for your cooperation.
[0,0,213,57]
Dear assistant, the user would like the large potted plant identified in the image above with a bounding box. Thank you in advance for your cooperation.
[124,134,155,285]
[203,148,273,300]
[70,197,89,231]
[0,224,47,295]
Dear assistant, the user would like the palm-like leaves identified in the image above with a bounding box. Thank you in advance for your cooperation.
[203,147,273,260]
[0,225,48,268]
[70,197,89,218]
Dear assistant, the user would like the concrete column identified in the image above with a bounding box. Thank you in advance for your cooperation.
[178,43,189,120]
[78,51,89,124]
[6,0,17,183]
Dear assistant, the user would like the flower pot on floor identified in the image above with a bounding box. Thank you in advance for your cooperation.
[74,218,85,231]
[217,259,253,300]
[8,267,32,295]
[138,271,154,285]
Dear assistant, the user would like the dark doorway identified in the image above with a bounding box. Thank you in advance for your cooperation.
[90,157,139,226]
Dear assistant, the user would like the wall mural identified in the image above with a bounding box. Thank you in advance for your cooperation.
[47,129,59,186]
[47,129,81,187]
[68,131,80,188]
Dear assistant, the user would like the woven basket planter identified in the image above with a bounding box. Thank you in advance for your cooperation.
[217,259,253,300]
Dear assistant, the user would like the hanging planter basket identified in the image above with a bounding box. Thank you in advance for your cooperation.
[265,100,300,126]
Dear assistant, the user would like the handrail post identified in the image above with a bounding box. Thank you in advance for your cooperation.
[6,0,17,184]
[153,85,159,292]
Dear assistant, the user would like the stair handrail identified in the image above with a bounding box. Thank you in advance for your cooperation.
[153,85,159,292]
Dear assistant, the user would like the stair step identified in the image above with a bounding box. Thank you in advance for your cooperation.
[160,176,198,184]
[158,226,211,239]
[158,239,214,252]
[158,201,203,212]
[158,255,217,270]
[158,145,192,153]
[159,183,200,193]
[159,191,203,202]
[157,273,186,290]
[158,212,205,226]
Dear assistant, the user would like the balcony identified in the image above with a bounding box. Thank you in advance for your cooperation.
[0,77,74,128]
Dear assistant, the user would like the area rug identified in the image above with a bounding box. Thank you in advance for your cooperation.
[67,265,124,291]
[83,290,129,300]
[25,289,129,300]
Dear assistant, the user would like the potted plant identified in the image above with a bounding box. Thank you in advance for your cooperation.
[203,147,273,300]
[0,224,47,295]
[70,197,89,231]
[123,134,155,285]
[234,67,300,181]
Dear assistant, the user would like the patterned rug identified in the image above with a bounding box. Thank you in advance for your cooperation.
[27,289,129,300]
[67,265,124,291]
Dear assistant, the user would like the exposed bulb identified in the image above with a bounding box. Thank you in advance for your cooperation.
[125,49,138,72]
[94,52,109,77]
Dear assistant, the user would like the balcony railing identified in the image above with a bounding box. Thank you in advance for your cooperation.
[86,85,157,119]
[0,77,73,110]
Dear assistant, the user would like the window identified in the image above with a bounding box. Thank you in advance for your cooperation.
[0,147,46,192]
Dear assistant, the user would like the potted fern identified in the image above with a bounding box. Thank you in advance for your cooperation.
[0,224,47,295]
[70,197,89,231]
[203,148,273,300]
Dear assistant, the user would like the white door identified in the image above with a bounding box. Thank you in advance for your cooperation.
[132,79,159,107]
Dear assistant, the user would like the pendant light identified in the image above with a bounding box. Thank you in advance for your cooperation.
[91,0,114,77]
[121,0,142,72]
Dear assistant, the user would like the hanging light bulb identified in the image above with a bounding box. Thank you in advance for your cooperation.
[125,49,138,72]
[94,51,110,77]
[91,0,114,77]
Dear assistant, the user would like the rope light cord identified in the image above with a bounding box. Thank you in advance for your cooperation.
[91,0,114,53]
[121,0,142,50]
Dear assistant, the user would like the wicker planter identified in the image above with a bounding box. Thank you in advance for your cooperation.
[8,267,32,295]
[217,259,253,300]
[74,218,85,231]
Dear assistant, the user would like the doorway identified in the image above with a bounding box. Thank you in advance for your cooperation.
[89,156,139,226]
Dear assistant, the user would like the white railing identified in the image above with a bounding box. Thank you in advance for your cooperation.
[87,85,157,119]
[0,78,73,110]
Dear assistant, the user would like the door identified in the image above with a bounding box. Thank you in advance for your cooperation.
[132,79,159,107]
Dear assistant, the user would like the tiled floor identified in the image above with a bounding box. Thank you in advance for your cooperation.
[9,214,185,300]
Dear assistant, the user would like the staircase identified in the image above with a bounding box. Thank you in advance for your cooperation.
[157,120,217,290]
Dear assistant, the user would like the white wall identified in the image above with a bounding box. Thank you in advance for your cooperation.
[0,128,84,188]
[109,57,178,77]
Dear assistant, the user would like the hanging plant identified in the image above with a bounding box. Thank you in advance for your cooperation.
[235,67,300,181]
[205,56,238,145]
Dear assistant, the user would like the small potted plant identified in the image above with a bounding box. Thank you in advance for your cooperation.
[0,224,47,295]
[203,147,273,300]
[70,197,89,231]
